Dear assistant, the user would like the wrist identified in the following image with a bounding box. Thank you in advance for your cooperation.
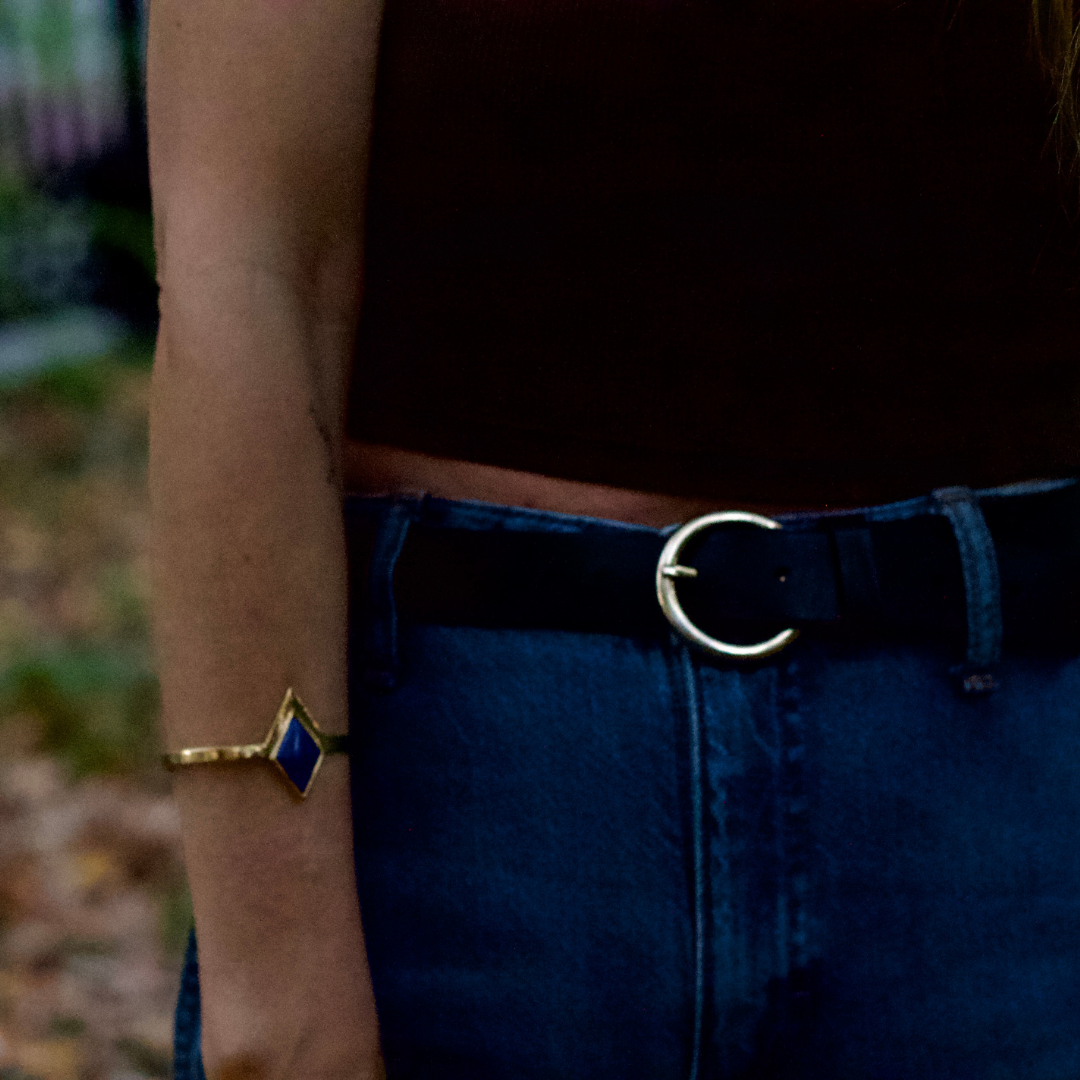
[197,950,383,1080]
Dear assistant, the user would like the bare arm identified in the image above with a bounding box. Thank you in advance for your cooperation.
[147,0,382,1075]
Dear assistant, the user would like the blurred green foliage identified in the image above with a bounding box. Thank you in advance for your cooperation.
[0,0,74,86]
[116,1035,171,1078]
[90,201,156,280]
[0,344,159,778]
[0,175,85,320]
[0,334,152,401]
[0,650,158,776]
[47,1016,86,1038]
[0,173,155,321]
[24,0,75,87]
[159,875,195,960]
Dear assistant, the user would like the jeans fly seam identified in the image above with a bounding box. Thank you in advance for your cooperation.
[777,658,811,973]
[677,642,706,1080]
[702,670,740,1077]
[766,668,789,983]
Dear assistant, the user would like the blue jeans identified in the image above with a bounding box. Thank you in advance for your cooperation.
[176,485,1080,1079]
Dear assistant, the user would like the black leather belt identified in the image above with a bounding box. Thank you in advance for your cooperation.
[345,482,1080,655]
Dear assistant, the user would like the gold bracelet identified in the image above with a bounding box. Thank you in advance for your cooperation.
[162,688,349,800]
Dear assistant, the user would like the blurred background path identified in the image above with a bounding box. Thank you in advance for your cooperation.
[0,4,184,1079]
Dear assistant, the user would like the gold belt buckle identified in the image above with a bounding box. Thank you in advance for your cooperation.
[655,511,800,660]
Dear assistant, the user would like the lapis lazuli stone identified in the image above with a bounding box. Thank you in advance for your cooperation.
[274,716,321,794]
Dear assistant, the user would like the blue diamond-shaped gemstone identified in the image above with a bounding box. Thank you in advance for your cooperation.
[274,716,321,794]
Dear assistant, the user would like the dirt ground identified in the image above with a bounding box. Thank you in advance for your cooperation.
[0,351,187,1080]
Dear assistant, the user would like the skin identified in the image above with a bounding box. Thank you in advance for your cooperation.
[147,0,839,1075]
[148,0,382,1074]
[340,440,807,525]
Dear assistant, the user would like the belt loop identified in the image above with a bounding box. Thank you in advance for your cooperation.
[362,497,416,690]
[932,486,1002,693]
[833,526,883,619]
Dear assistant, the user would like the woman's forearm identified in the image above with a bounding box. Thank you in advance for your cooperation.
[151,273,380,1079]
[147,0,382,1072]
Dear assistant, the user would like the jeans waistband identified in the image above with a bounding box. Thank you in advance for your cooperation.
[345,478,1080,690]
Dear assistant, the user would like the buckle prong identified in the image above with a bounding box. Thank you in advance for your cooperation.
[661,564,698,579]
[656,511,799,660]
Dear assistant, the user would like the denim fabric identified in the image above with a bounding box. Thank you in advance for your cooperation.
[175,482,1080,1079]
[174,934,207,1080]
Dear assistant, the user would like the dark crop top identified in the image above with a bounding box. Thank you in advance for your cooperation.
[347,0,1080,503]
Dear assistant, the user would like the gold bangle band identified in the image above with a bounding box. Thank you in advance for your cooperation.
[162,689,349,800]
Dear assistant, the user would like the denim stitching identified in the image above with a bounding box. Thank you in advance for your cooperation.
[974,476,1075,500]
[674,640,705,1080]
[777,656,811,975]
[701,668,742,1076]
